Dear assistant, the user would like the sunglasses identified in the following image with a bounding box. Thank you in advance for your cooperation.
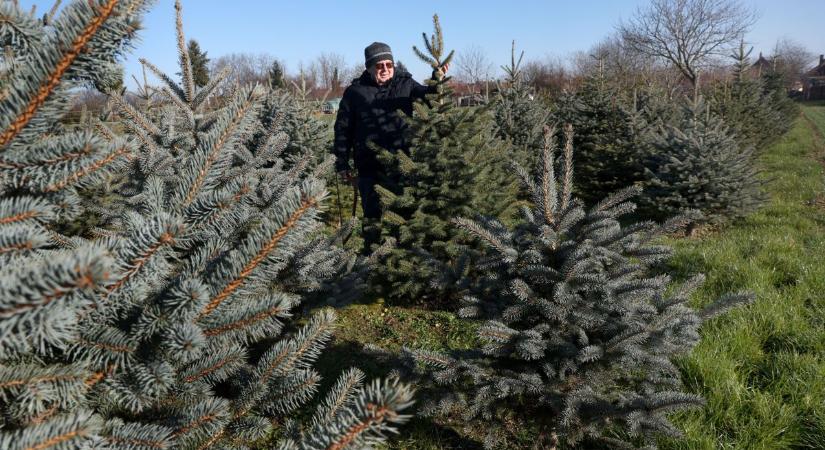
[375,61,394,71]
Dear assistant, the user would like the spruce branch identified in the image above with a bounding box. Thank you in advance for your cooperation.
[561,123,574,211]
[0,0,120,148]
[94,121,117,141]
[539,125,558,226]
[452,217,516,262]
[0,410,103,450]
[108,91,162,137]
[191,65,230,110]
[160,85,195,127]
[310,367,366,428]
[0,197,56,226]
[412,14,454,80]
[316,378,414,450]
[174,0,195,103]
[182,86,262,207]
[139,57,187,101]
[179,343,246,384]
[201,298,292,338]
[43,144,131,193]
[103,218,182,299]
[196,193,320,319]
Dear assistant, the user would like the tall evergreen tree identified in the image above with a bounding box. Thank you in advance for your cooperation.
[187,38,210,88]
[404,127,753,448]
[268,60,286,89]
[640,96,765,225]
[492,41,551,168]
[0,2,411,449]
[760,59,798,135]
[372,15,513,304]
[708,41,782,150]
[552,70,641,205]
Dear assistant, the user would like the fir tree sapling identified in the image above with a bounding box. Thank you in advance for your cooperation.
[187,39,210,88]
[709,41,784,150]
[493,41,551,168]
[0,1,412,448]
[640,96,765,226]
[405,126,754,448]
[759,57,798,137]
[373,15,515,304]
[553,69,641,205]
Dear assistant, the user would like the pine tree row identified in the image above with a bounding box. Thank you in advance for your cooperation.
[0,2,799,449]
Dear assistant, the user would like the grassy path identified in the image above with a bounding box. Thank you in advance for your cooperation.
[319,104,825,449]
[660,104,825,449]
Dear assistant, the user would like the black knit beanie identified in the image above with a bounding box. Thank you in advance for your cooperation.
[364,42,393,68]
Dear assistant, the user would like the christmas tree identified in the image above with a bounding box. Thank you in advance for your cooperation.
[552,69,641,205]
[709,41,783,150]
[640,96,765,225]
[492,41,551,169]
[372,15,513,304]
[759,59,798,137]
[187,39,210,88]
[268,60,286,89]
[404,126,753,448]
[0,2,411,448]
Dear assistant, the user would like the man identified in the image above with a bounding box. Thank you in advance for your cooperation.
[333,42,447,253]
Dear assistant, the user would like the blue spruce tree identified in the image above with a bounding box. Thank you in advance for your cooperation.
[552,68,641,205]
[492,41,551,170]
[404,126,753,448]
[0,1,411,448]
[639,96,765,226]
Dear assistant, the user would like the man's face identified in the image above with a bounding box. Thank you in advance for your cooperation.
[373,60,394,85]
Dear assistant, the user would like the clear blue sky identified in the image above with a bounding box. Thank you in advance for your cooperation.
[19,0,825,88]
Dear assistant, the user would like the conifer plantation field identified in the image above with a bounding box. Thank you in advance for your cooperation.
[2,1,824,449]
[322,104,825,449]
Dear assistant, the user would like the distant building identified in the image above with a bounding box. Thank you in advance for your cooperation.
[750,52,773,77]
[450,80,497,107]
[322,97,342,114]
[803,55,825,101]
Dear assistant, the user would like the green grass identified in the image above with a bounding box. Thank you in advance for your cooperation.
[655,104,825,449]
[319,104,825,449]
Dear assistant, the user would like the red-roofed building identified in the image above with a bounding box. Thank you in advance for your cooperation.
[803,55,825,100]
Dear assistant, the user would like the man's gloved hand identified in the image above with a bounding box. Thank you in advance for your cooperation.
[432,62,450,80]
[338,170,355,183]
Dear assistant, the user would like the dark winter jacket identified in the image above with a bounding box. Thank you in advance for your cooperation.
[333,70,434,176]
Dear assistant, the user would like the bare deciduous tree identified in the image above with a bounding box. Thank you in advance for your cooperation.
[772,37,815,88]
[210,52,277,88]
[312,52,348,90]
[344,62,365,84]
[619,0,757,87]
[455,45,494,89]
[521,56,570,98]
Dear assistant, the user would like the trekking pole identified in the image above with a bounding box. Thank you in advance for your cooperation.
[350,177,359,218]
[343,176,359,245]
[333,172,344,228]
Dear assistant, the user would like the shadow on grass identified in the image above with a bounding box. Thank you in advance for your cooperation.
[313,340,485,449]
